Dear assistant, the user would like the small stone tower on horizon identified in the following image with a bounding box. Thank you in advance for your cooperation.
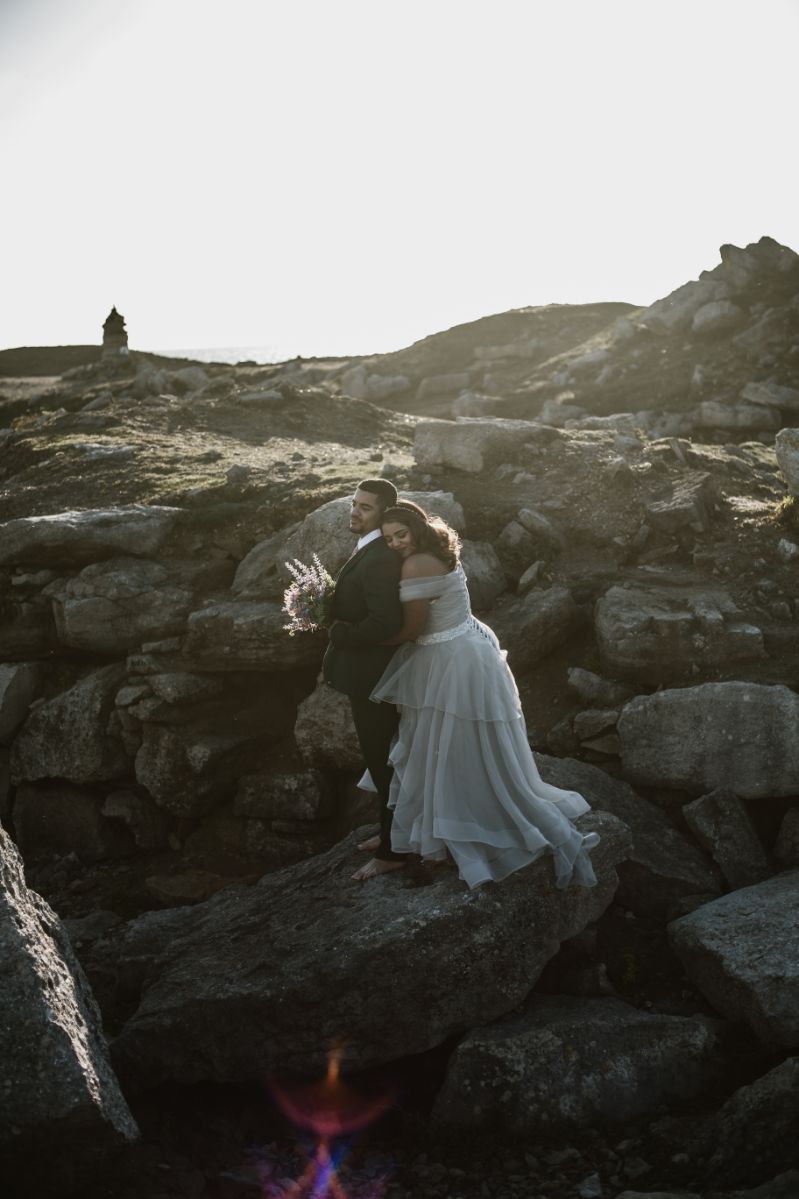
[102,306,129,358]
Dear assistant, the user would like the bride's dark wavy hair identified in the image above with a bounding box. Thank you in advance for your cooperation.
[381,500,461,570]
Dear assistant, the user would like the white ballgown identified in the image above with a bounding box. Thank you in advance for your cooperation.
[367,565,600,890]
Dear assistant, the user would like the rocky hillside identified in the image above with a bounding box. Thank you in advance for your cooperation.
[1,236,798,1199]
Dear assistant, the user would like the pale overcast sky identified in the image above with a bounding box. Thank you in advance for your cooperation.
[1,0,797,358]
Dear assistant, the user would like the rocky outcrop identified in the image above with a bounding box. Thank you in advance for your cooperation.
[487,585,583,674]
[44,557,233,654]
[182,600,326,670]
[668,870,799,1047]
[536,755,721,919]
[432,996,726,1132]
[293,677,361,770]
[595,586,764,685]
[0,824,138,1196]
[683,789,773,890]
[0,505,181,567]
[459,539,506,610]
[10,664,128,785]
[618,683,799,797]
[95,813,627,1092]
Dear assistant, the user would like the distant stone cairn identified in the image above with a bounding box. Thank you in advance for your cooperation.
[102,306,129,358]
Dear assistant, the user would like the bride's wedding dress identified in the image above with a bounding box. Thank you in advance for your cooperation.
[369,565,600,890]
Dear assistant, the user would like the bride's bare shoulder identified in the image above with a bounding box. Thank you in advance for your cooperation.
[401,552,448,579]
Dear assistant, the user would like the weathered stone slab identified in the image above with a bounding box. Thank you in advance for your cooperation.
[414,417,545,473]
[668,870,799,1046]
[742,381,799,413]
[182,601,326,671]
[0,505,181,567]
[698,400,780,430]
[775,428,799,495]
[0,824,138,1195]
[11,664,128,785]
[618,683,799,797]
[487,586,583,674]
[536,755,721,918]
[46,557,231,654]
[683,789,773,889]
[645,472,717,533]
[97,813,627,1091]
[596,585,764,686]
[432,996,726,1133]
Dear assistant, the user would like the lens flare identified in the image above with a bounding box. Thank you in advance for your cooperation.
[261,1047,397,1198]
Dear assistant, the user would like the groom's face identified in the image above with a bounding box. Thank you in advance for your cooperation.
[349,488,382,536]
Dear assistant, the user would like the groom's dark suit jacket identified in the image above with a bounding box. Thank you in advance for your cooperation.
[322,537,402,700]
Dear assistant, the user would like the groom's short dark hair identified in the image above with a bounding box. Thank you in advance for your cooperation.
[356,478,398,512]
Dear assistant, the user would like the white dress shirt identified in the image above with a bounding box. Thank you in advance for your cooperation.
[356,528,383,551]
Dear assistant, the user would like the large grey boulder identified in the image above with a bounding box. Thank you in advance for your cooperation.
[704,1059,799,1188]
[536,755,721,918]
[11,664,128,785]
[742,381,799,413]
[596,586,764,686]
[97,812,628,1091]
[0,824,138,1196]
[683,789,773,890]
[691,300,746,335]
[618,683,799,797]
[775,428,799,495]
[0,661,45,743]
[487,586,583,674]
[460,539,506,610]
[414,417,546,473]
[698,399,780,431]
[46,557,232,654]
[134,724,259,817]
[645,472,718,534]
[668,870,799,1046]
[638,277,728,333]
[233,491,464,599]
[432,996,726,1133]
[182,601,326,670]
[293,678,361,770]
[0,505,181,568]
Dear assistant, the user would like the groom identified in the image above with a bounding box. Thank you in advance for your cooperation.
[323,479,405,879]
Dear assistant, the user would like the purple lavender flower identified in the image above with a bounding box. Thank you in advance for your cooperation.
[282,553,335,635]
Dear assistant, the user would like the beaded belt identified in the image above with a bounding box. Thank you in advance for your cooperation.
[416,616,475,645]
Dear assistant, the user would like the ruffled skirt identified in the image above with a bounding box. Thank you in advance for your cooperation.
[369,619,599,890]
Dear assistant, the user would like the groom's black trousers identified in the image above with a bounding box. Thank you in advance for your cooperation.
[349,696,402,860]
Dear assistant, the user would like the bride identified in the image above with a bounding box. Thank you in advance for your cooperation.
[352,500,600,888]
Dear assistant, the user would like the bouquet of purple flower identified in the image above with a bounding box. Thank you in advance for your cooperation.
[282,553,335,635]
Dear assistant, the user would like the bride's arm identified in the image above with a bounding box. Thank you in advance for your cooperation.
[380,597,431,644]
[380,553,447,645]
